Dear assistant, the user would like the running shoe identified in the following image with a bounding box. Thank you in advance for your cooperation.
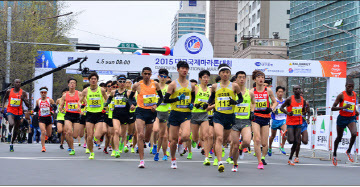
[253,152,256,157]
[41,146,46,152]
[138,161,145,168]
[109,145,112,151]
[261,157,267,165]
[166,151,170,156]
[131,147,135,153]
[239,149,244,160]
[83,143,86,148]
[171,160,177,169]
[201,149,205,155]
[191,141,197,148]
[203,158,211,165]
[178,144,184,154]
[162,155,168,161]
[197,142,201,149]
[346,151,354,162]
[226,157,234,164]
[69,150,75,155]
[115,151,120,158]
[257,162,264,169]
[279,147,286,155]
[124,146,129,153]
[213,158,218,166]
[209,153,212,158]
[89,152,95,160]
[85,148,90,154]
[150,147,153,154]
[332,157,337,166]
[67,148,71,152]
[231,165,238,172]
[60,145,64,149]
[154,153,159,161]
[218,163,225,173]
[222,148,225,157]
[288,160,295,166]
[243,148,248,153]
[187,152,192,159]
[267,148,272,156]
[103,148,108,154]
[294,157,299,163]
[148,142,151,147]
[111,150,115,157]
[78,143,81,146]
[98,146,102,150]
[210,149,214,154]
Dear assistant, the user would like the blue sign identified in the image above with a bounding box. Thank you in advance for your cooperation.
[255,62,261,66]
[189,0,197,6]
[185,36,203,54]
[35,51,57,68]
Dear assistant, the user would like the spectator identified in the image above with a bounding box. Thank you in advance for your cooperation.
[32,112,40,143]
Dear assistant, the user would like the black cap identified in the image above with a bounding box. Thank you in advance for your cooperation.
[118,74,127,80]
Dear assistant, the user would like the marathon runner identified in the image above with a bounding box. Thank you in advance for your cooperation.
[125,78,134,152]
[153,69,171,161]
[34,87,56,152]
[164,61,195,169]
[59,78,82,155]
[56,88,68,149]
[230,71,255,172]
[191,70,211,164]
[294,90,310,163]
[78,72,108,159]
[1,79,31,152]
[205,64,244,173]
[80,83,90,150]
[129,67,163,168]
[280,85,306,165]
[251,70,277,169]
[268,86,287,156]
[331,79,358,166]
[103,80,115,155]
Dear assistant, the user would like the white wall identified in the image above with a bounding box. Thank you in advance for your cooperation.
[269,1,290,40]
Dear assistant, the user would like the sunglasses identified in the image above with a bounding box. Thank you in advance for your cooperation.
[112,86,119,88]
[118,80,126,83]
[159,74,168,78]
[143,73,151,76]
[107,85,111,87]
[40,92,47,94]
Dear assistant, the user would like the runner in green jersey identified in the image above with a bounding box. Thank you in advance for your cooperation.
[56,88,68,149]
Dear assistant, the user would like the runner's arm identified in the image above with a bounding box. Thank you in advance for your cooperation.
[104,90,114,107]
[280,97,291,115]
[155,82,164,106]
[78,89,87,110]
[1,90,10,111]
[59,93,66,113]
[101,87,108,101]
[268,89,278,111]
[207,84,216,105]
[33,99,39,112]
[164,82,178,103]
[250,91,256,112]
[234,83,243,104]
[331,93,346,111]
[22,91,31,109]
[128,83,139,106]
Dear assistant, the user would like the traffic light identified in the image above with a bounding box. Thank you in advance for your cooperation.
[76,43,100,51]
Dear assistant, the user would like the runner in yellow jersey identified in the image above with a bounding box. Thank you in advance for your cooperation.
[78,72,108,159]
[129,67,164,168]
[164,61,196,169]
[153,69,171,161]
[204,64,243,173]
[56,88,68,150]
[103,80,115,155]
[229,71,255,172]
[80,83,90,151]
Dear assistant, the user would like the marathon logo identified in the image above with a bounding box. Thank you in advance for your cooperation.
[317,136,327,143]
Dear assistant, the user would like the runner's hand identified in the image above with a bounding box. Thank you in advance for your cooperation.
[343,104,352,109]
[229,97,237,105]
[188,103,194,110]
[130,105,135,111]
[194,104,201,109]
[288,111,294,116]
[264,107,273,114]
[250,111,255,121]
[177,94,186,101]
[77,107,81,112]
[151,105,157,112]
[306,119,310,124]
[203,103,209,110]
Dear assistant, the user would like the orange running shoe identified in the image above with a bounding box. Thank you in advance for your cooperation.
[243,148,248,153]
[332,157,337,166]
[294,157,299,163]
[346,152,354,162]
[288,160,295,166]
[41,146,46,152]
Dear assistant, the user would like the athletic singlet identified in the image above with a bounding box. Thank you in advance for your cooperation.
[215,81,235,114]
[86,86,103,113]
[254,87,270,118]
[286,95,304,125]
[56,103,65,120]
[137,80,157,109]
[272,98,286,120]
[208,109,214,117]
[339,91,357,117]
[130,92,137,113]
[65,91,80,114]
[192,85,211,113]
[38,97,52,117]
[7,88,23,115]
[170,79,192,112]
[235,89,250,119]
[113,89,130,112]
[156,85,170,112]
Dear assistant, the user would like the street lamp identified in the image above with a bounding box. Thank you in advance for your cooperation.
[322,24,360,41]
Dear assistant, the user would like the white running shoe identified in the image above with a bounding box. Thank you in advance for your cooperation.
[138,160,145,168]
[171,160,177,169]
[231,165,238,172]
[178,144,184,154]
[239,149,244,160]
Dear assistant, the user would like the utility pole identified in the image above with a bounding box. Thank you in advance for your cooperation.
[5,7,11,86]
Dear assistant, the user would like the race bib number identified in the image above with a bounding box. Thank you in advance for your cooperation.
[41,107,50,116]
[277,108,284,114]
[143,94,156,107]
[89,97,101,108]
[255,99,267,111]
[115,96,126,108]
[292,107,302,116]
[216,97,232,111]
[110,101,115,111]
[176,96,190,108]
[10,98,21,107]
[343,101,355,113]
[68,102,78,112]
[235,103,249,116]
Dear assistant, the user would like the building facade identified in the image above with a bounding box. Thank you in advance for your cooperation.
[208,1,237,58]
[289,1,360,110]
[170,0,206,47]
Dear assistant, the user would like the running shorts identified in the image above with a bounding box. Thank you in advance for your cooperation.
[254,116,270,127]
[271,119,286,130]
[157,111,169,123]
[191,112,208,125]
[213,111,234,130]
[135,107,157,125]
[232,118,251,132]
[168,111,191,127]
[39,116,52,126]
[65,112,80,124]
[337,115,357,128]
[86,112,105,124]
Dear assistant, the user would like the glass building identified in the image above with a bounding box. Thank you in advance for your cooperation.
[289,1,360,110]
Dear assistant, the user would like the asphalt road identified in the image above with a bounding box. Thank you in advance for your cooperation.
[0,142,360,185]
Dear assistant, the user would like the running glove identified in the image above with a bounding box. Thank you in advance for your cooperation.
[250,111,255,121]
[274,109,279,115]
[202,103,209,110]
[194,103,202,109]
[265,107,273,114]
[188,103,194,110]
[229,97,237,105]
[177,94,186,101]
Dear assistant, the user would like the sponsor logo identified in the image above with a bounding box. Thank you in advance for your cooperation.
[289,62,311,67]
[255,62,261,66]
[289,68,293,73]
[320,119,325,133]
[289,68,311,73]
[185,36,203,54]
[255,62,273,67]
[255,68,268,72]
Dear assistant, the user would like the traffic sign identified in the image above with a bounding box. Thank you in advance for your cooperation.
[118,43,139,53]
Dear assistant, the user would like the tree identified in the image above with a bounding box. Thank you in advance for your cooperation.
[0,1,78,103]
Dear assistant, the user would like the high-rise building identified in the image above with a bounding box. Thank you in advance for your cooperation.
[237,1,290,41]
[208,1,237,58]
[289,1,360,111]
[170,0,206,48]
